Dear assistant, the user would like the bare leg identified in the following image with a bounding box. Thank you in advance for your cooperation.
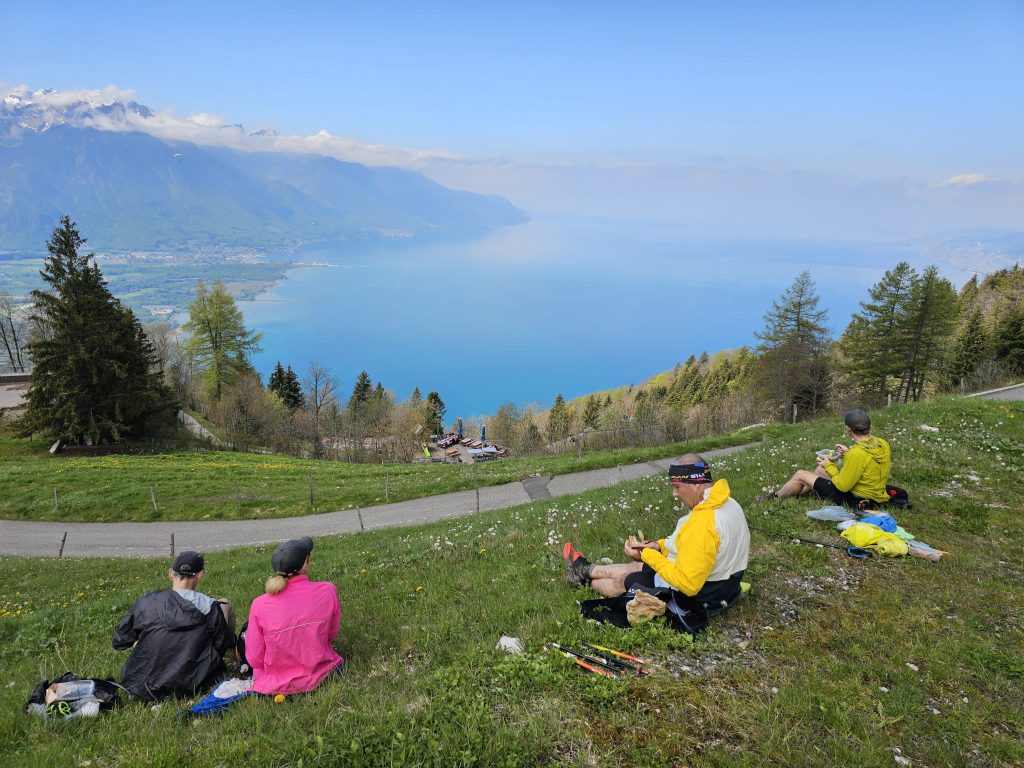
[776,468,829,499]
[588,562,643,598]
[216,597,237,638]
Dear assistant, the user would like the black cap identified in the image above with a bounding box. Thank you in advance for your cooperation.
[172,550,204,576]
[272,536,314,576]
[844,408,871,432]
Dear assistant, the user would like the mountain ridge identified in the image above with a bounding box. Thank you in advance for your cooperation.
[0,90,527,251]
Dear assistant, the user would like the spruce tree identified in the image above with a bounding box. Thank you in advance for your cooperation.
[424,391,446,436]
[893,266,958,401]
[992,302,1024,374]
[546,393,574,442]
[581,395,602,429]
[946,308,990,389]
[268,361,303,410]
[837,262,917,405]
[268,361,286,398]
[348,371,373,412]
[754,271,831,418]
[284,365,304,410]
[24,217,175,443]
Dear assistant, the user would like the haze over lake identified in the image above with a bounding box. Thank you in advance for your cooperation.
[241,216,945,417]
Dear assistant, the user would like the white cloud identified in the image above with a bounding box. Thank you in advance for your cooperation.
[3,85,459,167]
[939,173,993,187]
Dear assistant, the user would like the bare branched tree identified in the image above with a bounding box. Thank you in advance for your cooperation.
[0,291,29,372]
[304,361,339,458]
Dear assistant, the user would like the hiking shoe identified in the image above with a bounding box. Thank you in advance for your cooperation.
[562,541,584,563]
[754,492,778,503]
[566,556,593,587]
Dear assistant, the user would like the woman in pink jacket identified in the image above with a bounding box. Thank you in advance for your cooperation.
[246,536,344,695]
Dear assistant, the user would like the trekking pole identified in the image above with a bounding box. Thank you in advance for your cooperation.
[550,643,623,675]
[749,525,872,560]
[545,645,618,678]
[583,643,648,673]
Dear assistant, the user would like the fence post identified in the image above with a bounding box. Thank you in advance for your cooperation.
[308,474,314,508]
[171,532,175,558]
[53,488,59,515]
[792,404,797,424]
[385,468,390,501]
[356,507,365,532]
[150,487,159,514]
[58,531,67,559]
[474,462,480,513]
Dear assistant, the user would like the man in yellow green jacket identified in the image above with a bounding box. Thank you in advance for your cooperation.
[758,408,892,508]
[564,453,750,609]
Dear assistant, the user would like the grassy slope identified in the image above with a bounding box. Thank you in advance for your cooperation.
[0,396,1021,767]
[0,428,771,523]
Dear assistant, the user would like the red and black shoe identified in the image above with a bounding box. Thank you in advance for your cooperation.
[563,542,593,586]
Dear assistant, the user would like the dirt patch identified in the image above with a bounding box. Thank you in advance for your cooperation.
[665,565,863,677]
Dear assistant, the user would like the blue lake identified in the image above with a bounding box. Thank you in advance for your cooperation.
[240,216,935,418]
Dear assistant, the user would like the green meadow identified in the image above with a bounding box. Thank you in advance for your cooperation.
[0,396,1021,767]
[0,428,769,523]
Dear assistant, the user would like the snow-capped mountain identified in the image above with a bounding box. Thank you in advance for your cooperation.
[1,88,154,138]
[0,87,526,250]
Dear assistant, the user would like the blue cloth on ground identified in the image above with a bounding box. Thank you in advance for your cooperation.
[187,678,252,716]
[806,506,857,523]
[859,514,897,532]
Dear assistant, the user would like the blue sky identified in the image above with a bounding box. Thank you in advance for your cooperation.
[3,1,1023,238]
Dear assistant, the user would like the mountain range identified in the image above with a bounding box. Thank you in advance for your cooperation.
[0,90,528,251]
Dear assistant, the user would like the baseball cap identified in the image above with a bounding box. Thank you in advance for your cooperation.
[844,408,871,432]
[272,536,314,576]
[172,550,204,576]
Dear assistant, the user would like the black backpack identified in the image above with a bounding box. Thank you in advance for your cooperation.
[580,586,710,636]
[885,485,911,509]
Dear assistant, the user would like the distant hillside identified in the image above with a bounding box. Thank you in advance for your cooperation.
[0,94,527,251]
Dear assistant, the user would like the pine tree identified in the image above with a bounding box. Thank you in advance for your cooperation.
[893,266,958,402]
[23,217,175,443]
[409,386,422,406]
[268,361,303,410]
[268,361,286,398]
[348,371,373,413]
[755,271,831,417]
[946,308,990,389]
[546,393,574,442]
[183,281,262,401]
[284,365,304,410]
[837,262,916,404]
[992,301,1024,374]
[424,391,446,436]
[581,395,602,429]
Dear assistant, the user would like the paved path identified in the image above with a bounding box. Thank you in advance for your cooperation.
[968,382,1024,401]
[0,444,755,560]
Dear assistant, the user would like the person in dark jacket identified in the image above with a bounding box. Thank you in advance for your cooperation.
[112,551,235,701]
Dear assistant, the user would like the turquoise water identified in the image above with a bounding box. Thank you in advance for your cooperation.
[240,216,926,417]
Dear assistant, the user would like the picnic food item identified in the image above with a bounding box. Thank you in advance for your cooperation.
[625,530,647,551]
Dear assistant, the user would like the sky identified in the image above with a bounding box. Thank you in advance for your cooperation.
[2,1,1023,241]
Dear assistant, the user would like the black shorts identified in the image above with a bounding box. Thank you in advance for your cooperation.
[813,477,872,509]
[624,564,657,592]
[623,564,744,608]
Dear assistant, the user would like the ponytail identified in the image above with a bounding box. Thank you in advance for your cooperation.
[265,574,288,595]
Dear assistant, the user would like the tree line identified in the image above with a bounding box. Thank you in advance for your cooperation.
[524,263,1022,450]
[9,217,1022,456]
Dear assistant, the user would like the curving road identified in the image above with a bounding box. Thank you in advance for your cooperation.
[0,444,755,560]
[969,382,1024,401]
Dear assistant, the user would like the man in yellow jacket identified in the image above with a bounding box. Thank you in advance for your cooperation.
[758,408,892,508]
[564,453,750,609]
